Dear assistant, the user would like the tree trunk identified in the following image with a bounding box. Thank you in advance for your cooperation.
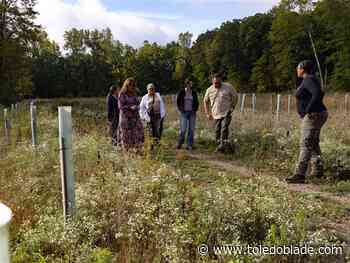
[0,0,7,74]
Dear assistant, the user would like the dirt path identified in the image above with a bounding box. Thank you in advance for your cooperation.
[189,152,350,241]
[191,152,350,206]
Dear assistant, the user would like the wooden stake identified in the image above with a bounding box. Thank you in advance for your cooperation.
[271,94,274,113]
[288,95,292,114]
[237,93,241,111]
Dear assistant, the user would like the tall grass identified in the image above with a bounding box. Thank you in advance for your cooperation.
[0,94,349,262]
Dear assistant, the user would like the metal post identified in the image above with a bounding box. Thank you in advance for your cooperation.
[14,103,18,112]
[287,95,291,114]
[0,203,12,263]
[271,94,274,113]
[276,94,281,121]
[240,93,246,113]
[237,93,241,111]
[58,107,75,220]
[30,103,38,147]
[252,93,256,113]
[4,109,10,144]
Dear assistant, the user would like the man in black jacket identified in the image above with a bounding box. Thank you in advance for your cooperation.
[286,60,328,183]
[176,79,199,151]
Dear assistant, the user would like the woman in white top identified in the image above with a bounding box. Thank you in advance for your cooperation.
[139,83,166,142]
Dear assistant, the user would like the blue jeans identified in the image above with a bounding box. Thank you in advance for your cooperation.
[178,111,196,147]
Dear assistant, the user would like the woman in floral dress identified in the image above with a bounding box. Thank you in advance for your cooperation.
[118,78,144,151]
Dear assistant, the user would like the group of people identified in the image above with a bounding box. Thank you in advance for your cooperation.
[107,72,238,153]
[107,61,328,184]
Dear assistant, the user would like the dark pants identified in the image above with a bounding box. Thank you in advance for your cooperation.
[214,111,232,144]
[160,117,164,138]
[148,113,162,141]
[109,118,119,146]
[295,111,328,176]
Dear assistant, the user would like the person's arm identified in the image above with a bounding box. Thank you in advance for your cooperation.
[116,95,120,116]
[294,84,306,118]
[295,86,303,98]
[139,96,149,122]
[203,89,212,119]
[304,78,322,114]
[230,87,238,110]
[159,94,166,119]
[134,96,140,111]
[176,90,182,112]
[107,95,113,123]
[118,94,131,112]
[193,91,199,112]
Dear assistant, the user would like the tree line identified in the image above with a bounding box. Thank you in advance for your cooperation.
[0,0,349,105]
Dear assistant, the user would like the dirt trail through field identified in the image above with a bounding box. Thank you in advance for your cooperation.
[190,152,350,240]
[192,152,350,205]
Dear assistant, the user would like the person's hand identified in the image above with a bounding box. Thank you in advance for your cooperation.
[130,105,137,110]
[307,112,316,120]
[207,114,213,120]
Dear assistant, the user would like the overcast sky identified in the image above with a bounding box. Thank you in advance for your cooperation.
[35,0,280,48]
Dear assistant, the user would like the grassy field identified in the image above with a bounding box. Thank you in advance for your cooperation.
[0,94,350,262]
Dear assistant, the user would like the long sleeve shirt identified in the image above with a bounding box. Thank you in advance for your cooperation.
[139,93,166,122]
[295,75,327,118]
[176,89,199,113]
[203,82,238,119]
[107,94,119,123]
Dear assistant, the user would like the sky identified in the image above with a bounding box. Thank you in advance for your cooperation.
[35,0,280,48]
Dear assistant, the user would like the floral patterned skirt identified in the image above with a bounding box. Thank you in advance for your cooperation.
[119,115,144,150]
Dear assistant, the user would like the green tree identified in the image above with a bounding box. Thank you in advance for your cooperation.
[31,31,65,97]
[174,32,193,83]
[27,0,350,99]
[135,41,176,94]
[269,5,312,91]
[251,50,276,92]
[0,0,40,104]
[313,0,350,90]
[191,30,217,90]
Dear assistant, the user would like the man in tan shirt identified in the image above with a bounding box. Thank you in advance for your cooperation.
[204,72,238,152]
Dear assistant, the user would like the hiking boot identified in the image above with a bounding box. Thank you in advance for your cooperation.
[285,174,306,184]
[215,143,225,153]
[311,170,324,178]
[176,143,182,150]
[186,146,193,152]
